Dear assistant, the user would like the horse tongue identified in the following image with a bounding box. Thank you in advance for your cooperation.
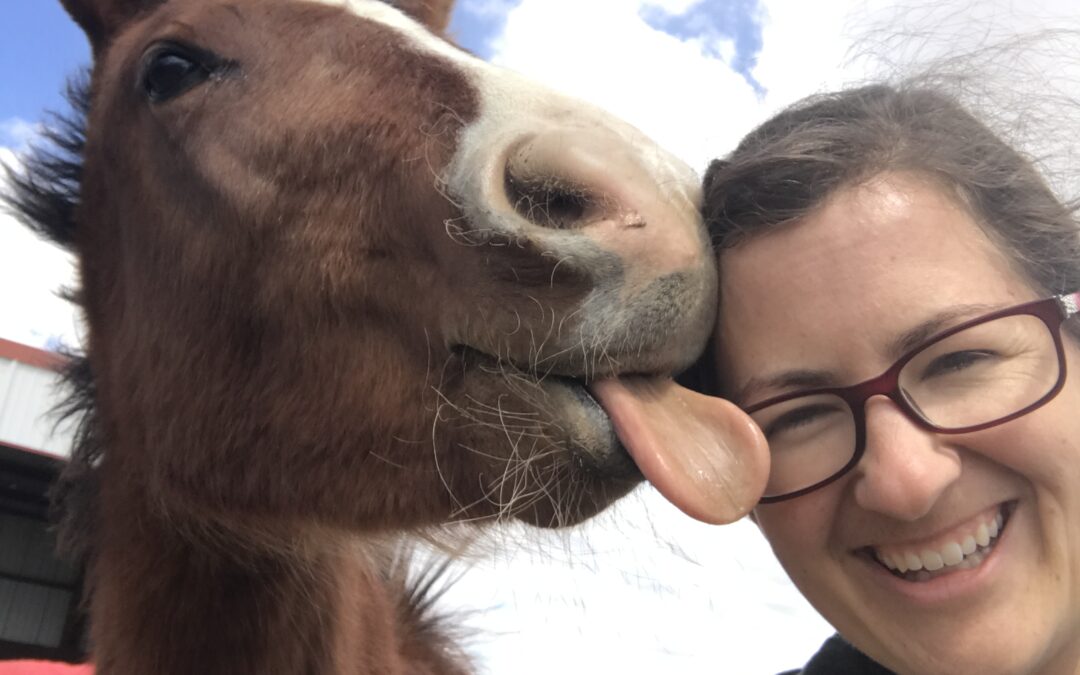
[590,378,769,524]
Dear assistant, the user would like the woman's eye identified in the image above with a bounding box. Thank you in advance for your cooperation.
[764,404,841,439]
[142,48,212,103]
[920,350,995,379]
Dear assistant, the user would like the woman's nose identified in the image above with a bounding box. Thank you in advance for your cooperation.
[852,395,961,521]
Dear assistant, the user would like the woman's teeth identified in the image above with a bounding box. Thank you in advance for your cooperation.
[873,508,1007,582]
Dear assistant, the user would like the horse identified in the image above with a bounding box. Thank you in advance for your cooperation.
[5,0,766,672]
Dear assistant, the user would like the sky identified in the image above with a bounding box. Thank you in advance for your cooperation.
[3,1,1080,673]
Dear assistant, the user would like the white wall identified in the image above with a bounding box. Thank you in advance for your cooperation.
[0,355,74,458]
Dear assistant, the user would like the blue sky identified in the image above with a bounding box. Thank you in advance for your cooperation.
[0,4,89,142]
[640,0,765,94]
[448,0,520,59]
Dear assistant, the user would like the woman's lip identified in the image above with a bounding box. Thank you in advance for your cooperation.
[856,501,1017,606]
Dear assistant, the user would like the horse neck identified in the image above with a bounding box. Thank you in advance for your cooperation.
[87,479,465,675]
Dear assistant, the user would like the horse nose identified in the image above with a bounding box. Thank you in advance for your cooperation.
[499,129,705,272]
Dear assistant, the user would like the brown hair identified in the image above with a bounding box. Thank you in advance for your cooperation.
[703,82,1080,297]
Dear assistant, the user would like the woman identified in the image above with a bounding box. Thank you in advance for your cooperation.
[700,84,1080,674]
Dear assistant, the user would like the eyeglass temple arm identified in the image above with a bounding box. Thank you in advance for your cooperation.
[1057,291,1080,319]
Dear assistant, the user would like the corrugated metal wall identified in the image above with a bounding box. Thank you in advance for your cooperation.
[0,513,76,648]
[0,357,74,458]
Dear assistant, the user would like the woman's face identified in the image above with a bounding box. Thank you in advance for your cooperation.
[715,172,1080,675]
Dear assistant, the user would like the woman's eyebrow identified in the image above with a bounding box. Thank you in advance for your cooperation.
[886,303,1001,359]
[735,369,839,406]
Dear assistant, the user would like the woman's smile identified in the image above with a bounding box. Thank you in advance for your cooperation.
[864,501,1012,581]
[855,500,1020,607]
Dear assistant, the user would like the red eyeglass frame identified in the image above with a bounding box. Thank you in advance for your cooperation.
[746,291,1080,504]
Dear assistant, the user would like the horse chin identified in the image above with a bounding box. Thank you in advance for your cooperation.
[450,348,643,528]
[518,376,644,528]
[542,377,640,477]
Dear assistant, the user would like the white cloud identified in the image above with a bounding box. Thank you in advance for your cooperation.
[752,0,1080,197]
[1,118,45,153]
[483,0,1080,175]
[489,0,763,172]
[754,0,1080,116]
[0,146,83,350]
[642,0,708,14]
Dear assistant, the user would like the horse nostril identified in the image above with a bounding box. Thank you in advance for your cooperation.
[503,166,595,230]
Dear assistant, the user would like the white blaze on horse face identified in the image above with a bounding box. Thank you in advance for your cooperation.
[306,0,709,305]
[309,0,695,187]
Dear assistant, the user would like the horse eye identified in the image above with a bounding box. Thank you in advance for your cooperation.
[142,47,213,103]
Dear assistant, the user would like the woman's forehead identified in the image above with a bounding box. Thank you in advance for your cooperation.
[723,175,987,280]
[714,173,1029,388]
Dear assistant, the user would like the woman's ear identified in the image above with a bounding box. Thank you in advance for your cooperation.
[60,0,164,55]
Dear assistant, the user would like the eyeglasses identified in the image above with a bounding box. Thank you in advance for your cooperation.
[745,292,1080,503]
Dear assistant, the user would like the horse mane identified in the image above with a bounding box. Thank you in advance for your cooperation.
[5,74,87,250]
[2,74,102,567]
[385,551,474,672]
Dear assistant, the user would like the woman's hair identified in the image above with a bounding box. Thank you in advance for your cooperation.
[702,81,1080,297]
